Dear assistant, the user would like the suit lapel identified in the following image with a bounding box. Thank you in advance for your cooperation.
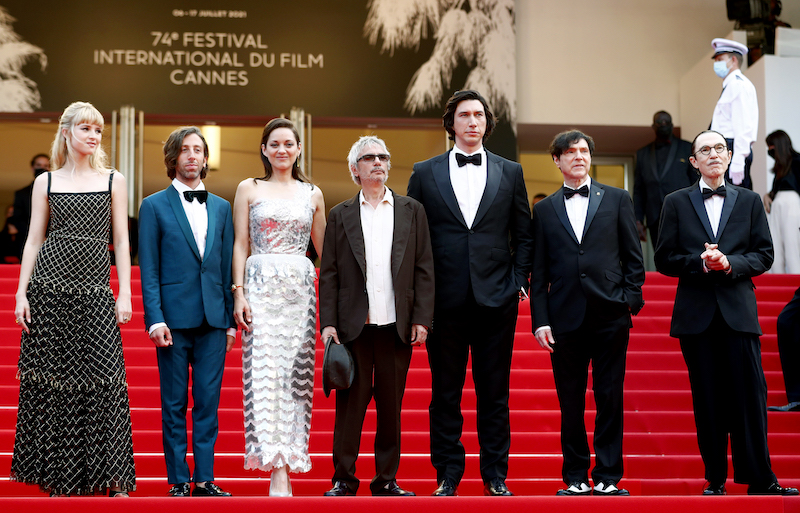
[341,194,367,278]
[583,182,604,239]
[716,185,738,240]
[689,187,716,242]
[647,143,658,180]
[167,185,202,261]
[204,194,217,262]
[552,189,579,244]
[392,192,411,280]
[472,151,501,228]
[432,151,468,228]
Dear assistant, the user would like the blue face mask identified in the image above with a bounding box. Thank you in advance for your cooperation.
[713,60,729,79]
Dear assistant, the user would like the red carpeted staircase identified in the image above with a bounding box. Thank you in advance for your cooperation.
[0,266,798,513]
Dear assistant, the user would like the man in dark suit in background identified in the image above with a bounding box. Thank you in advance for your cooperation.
[139,126,236,497]
[10,153,49,258]
[633,111,695,244]
[319,135,434,497]
[531,130,644,496]
[655,130,797,496]
[769,288,800,412]
[407,90,533,497]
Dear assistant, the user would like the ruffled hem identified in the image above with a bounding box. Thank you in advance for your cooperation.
[244,449,312,474]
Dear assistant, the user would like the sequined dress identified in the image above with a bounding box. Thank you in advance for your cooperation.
[11,173,136,495]
[243,181,316,473]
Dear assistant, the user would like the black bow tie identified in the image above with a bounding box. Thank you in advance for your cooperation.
[701,186,726,200]
[456,153,482,167]
[563,185,589,199]
[183,190,208,204]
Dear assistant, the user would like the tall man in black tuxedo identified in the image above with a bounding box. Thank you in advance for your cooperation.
[655,130,798,496]
[407,90,533,497]
[633,111,694,244]
[531,130,644,496]
[139,127,236,497]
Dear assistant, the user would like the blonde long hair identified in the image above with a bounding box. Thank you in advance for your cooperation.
[50,101,110,174]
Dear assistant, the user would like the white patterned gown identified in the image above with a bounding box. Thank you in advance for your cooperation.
[242,181,316,473]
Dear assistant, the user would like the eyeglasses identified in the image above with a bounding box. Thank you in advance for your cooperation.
[693,144,728,157]
[357,153,390,163]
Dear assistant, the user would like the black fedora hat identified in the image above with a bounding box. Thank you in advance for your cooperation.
[322,336,355,397]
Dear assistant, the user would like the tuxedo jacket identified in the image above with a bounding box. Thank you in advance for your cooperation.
[654,182,773,337]
[632,137,695,231]
[407,150,533,309]
[319,190,435,345]
[138,185,235,331]
[530,181,645,335]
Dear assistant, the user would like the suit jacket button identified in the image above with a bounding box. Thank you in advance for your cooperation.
[580,273,586,278]
[579,250,585,255]
[469,229,474,234]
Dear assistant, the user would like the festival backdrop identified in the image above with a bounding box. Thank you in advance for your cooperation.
[0,0,517,155]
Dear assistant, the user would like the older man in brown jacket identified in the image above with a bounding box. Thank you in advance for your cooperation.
[319,135,435,497]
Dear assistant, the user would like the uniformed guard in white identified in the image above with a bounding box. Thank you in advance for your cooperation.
[709,37,758,190]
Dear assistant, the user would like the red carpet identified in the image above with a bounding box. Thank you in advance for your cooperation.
[0,266,798,512]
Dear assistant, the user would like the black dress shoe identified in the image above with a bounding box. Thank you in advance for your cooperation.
[702,483,726,495]
[192,482,232,496]
[748,482,800,495]
[432,479,458,496]
[167,482,191,496]
[324,481,356,496]
[556,481,591,496]
[484,478,513,496]
[373,480,416,496]
[768,401,800,412]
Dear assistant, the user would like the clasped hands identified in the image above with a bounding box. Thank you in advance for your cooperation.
[701,242,731,272]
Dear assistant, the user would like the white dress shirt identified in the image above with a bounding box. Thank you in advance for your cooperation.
[360,187,396,326]
[564,177,592,243]
[449,145,487,228]
[711,69,758,185]
[171,178,208,259]
[700,178,725,237]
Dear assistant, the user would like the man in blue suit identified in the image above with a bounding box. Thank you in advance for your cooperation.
[139,126,236,497]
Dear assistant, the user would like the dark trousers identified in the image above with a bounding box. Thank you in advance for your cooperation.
[550,310,630,485]
[156,323,227,484]
[331,325,413,493]
[427,293,517,485]
[776,287,800,403]
[679,309,776,486]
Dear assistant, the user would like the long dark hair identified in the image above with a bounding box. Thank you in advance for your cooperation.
[256,118,310,183]
[766,130,795,181]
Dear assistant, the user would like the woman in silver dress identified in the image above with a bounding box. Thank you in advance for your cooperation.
[232,118,326,496]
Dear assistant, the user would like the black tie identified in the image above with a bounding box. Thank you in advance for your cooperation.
[701,187,726,200]
[563,185,589,199]
[456,153,482,167]
[183,190,208,204]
